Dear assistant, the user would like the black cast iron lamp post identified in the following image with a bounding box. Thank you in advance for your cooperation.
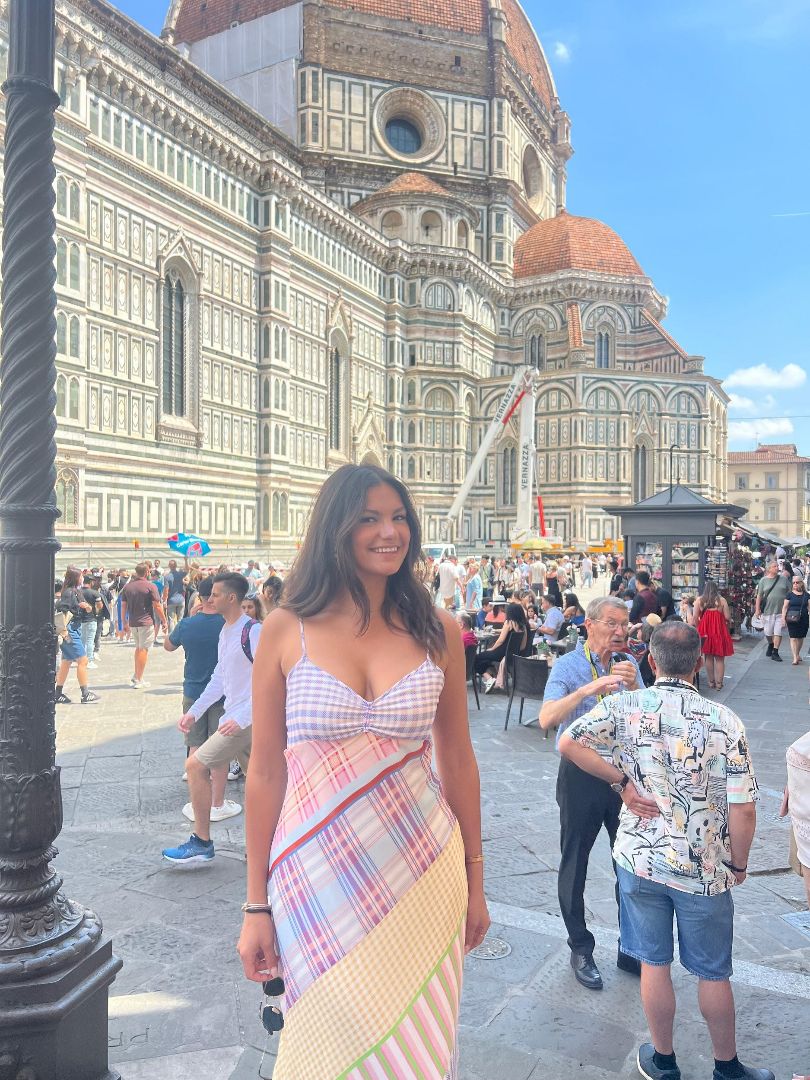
[0,2,121,1077]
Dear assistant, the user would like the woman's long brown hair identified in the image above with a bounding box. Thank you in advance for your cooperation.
[282,464,446,657]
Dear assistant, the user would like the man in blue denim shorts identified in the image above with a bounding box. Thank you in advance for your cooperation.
[560,621,773,1080]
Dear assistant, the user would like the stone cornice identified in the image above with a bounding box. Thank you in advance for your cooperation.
[511,271,666,317]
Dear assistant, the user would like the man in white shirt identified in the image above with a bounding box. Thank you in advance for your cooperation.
[162,572,261,865]
[437,555,462,610]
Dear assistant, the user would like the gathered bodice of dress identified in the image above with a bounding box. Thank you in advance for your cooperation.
[284,621,445,745]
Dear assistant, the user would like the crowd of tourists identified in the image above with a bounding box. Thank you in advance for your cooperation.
[50,470,810,1080]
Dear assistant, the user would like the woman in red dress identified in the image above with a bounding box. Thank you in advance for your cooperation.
[693,580,734,690]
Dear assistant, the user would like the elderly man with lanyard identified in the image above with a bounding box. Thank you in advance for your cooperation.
[540,595,652,990]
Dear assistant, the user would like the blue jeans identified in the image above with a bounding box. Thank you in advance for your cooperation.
[616,865,733,980]
[80,620,96,663]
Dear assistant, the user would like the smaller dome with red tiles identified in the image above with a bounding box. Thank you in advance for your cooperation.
[513,212,645,279]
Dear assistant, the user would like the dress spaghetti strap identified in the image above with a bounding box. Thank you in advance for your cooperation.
[298,618,307,657]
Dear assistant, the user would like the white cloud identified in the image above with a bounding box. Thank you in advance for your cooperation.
[553,41,571,62]
[727,393,756,412]
[727,392,778,413]
[728,417,795,441]
[724,363,806,390]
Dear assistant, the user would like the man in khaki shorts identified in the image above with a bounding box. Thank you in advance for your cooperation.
[162,572,260,865]
[164,575,241,822]
[120,563,167,688]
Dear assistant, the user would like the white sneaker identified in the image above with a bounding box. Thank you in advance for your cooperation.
[181,770,187,782]
[131,679,150,689]
[87,661,98,669]
[210,799,242,822]
[482,675,496,694]
[182,800,242,822]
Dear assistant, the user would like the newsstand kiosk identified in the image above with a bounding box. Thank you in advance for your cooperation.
[602,485,748,602]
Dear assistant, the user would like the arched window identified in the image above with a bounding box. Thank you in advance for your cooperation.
[329,346,343,452]
[274,326,280,359]
[262,493,270,531]
[406,380,416,405]
[424,282,454,311]
[281,428,287,455]
[457,221,469,249]
[55,374,67,416]
[596,329,611,369]
[262,324,271,359]
[281,383,287,410]
[407,456,416,480]
[69,316,80,358]
[56,238,67,286]
[69,182,80,221]
[407,421,416,443]
[501,446,517,505]
[272,492,280,530]
[262,378,270,409]
[262,424,270,455]
[381,211,403,239]
[528,333,545,370]
[56,311,67,354]
[162,271,186,416]
[280,493,289,532]
[69,244,80,290]
[56,176,67,216]
[273,381,280,409]
[68,377,80,420]
[55,470,78,526]
[633,444,650,501]
[273,426,280,454]
[420,211,442,244]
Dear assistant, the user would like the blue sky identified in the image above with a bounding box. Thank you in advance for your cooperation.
[116,0,810,453]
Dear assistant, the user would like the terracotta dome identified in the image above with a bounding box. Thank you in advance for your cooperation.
[513,212,645,279]
[172,0,556,111]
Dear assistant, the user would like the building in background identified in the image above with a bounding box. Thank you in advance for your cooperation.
[727,444,810,541]
[0,0,727,563]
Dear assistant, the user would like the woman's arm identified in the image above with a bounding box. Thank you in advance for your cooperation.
[432,608,490,953]
[237,608,293,983]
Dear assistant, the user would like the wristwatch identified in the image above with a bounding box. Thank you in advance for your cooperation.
[610,775,630,794]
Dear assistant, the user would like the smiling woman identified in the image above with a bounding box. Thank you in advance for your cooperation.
[238,463,490,1079]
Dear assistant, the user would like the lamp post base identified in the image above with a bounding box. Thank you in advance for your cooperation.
[0,933,122,1080]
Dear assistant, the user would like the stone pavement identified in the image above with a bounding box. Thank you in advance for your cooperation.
[52,622,810,1080]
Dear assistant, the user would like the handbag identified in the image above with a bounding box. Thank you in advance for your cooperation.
[785,596,808,624]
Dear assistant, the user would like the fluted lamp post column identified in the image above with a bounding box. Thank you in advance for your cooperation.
[0,3,121,1078]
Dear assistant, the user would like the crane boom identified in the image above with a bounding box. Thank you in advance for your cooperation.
[446,366,538,543]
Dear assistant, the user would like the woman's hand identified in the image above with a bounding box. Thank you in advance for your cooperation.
[464,886,490,954]
[237,913,280,982]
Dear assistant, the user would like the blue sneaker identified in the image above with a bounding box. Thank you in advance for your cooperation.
[162,834,214,865]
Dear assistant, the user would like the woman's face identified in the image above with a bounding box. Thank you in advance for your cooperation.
[351,483,411,580]
[793,581,804,594]
[241,599,257,618]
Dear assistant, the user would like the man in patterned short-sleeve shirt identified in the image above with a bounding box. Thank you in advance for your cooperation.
[560,622,771,1080]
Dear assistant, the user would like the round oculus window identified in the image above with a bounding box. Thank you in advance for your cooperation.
[385,117,422,155]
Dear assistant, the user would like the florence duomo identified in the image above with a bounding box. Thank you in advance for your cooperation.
[0,0,727,559]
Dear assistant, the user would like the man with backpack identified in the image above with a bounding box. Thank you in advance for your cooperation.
[162,572,261,866]
[164,575,240,821]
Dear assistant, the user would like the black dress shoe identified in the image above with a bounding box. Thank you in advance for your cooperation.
[771,651,783,662]
[765,642,774,656]
[570,951,603,990]
[617,948,641,975]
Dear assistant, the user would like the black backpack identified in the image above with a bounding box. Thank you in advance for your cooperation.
[240,619,260,663]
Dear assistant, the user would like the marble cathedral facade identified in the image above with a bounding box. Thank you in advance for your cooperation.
[0,0,727,561]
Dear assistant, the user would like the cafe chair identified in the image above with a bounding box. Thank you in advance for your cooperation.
[505,654,549,732]
[464,643,481,710]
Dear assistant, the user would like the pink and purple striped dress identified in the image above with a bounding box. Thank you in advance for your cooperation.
[268,620,467,1079]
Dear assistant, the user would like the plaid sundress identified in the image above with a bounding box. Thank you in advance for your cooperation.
[268,620,466,1079]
